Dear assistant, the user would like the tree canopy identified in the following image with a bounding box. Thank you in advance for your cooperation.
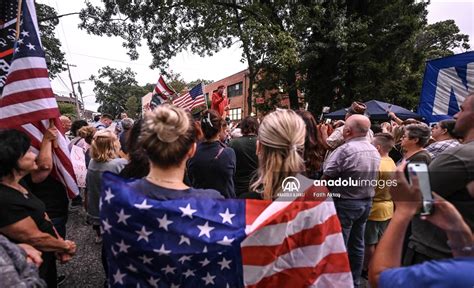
[80,0,470,116]
[36,3,67,78]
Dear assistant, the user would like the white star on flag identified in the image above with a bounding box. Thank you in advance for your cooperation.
[26,43,35,50]
[104,188,115,204]
[178,255,192,264]
[183,269,195,278]
[111,247,118,257]
[135,226,152,242]
[218,257,232,270]
[116,240,131,253]
[157,214,173,231]
[102,219,112,234]
[203,246,208,253]
[170,284,180,288]
[153,244,171,255]
[113,269,126,285]
[179,203,197,218]
[202,272,216,285]
[20,30,29,37]
[134,199,152,210]
[126,264,138,273]
[147,276,159,288]
[116,209,131,225]
[178,235,191,246]
[199,258,210,267]
[17,38,24,44]
[161,265,176,275]
[197,221,215,238]
[219,208,236,224]
[217,236,235,246]
[139,254,153,265]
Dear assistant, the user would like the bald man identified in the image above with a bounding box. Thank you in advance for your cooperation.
[323,114,381,287]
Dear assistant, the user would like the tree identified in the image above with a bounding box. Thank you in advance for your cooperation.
[79,1,470,115]
[36,3,67,78]
[58,103,77,118]
[125,96,140,119]
[90,66,148,117]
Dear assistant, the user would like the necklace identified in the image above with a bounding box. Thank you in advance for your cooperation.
[146,176,182,184]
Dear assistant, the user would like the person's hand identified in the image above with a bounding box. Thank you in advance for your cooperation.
[390,161,421,217]
[55,252,73,264]
[18,243,43,267]
[318,124,328,135]
[420,193,467,232]
[381,122,391,133]
[43,127,58,142]
[64,240,77,256]
[387,111,396,119]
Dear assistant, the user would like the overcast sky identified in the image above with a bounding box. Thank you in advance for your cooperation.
[39,0,474,111]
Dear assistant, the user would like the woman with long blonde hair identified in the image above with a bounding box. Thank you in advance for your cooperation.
[86,130,127,242]
[245,109,306,200]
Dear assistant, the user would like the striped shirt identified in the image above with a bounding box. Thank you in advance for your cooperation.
[425,139,460,160]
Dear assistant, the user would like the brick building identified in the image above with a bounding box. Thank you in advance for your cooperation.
[203,69,249,121]
[203,69,304,120]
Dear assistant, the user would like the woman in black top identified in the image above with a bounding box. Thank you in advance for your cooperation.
[187,109,236,198]
[0,129,76,287]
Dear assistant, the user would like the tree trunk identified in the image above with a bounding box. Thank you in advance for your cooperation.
[286,68,299,110]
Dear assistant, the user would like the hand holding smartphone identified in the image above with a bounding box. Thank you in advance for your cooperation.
[407,162,434,215]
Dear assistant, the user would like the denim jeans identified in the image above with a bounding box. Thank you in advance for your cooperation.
[334,198,372,288]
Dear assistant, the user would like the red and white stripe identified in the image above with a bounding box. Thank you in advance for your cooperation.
[153,75,174,99]
[17,120,79,199]
[242,185,353,287]
[172,92,206,111]
[0,0,78,198]
[0,56,59,126]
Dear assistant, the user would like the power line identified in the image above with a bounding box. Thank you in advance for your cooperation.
[57,75,72,92]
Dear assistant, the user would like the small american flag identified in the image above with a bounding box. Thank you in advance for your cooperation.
[101,172,353,287]
[172,83,206,111]
[150,75,175,109]
[0,0,79,199]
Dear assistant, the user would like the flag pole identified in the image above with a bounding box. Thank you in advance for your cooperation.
[15,0,23,40]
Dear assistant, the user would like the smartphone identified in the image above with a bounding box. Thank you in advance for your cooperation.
[407,162,434,215]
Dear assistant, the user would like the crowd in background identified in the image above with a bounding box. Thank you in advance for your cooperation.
[0,94,473,287]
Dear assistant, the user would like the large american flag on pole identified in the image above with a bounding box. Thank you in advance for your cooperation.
[0,0,79,198]
[150,75,175,109]
[101,172,353,287]
[172,83,207,111]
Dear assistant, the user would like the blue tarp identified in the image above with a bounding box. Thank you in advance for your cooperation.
[325,100,422,121]
[418,51,474,123]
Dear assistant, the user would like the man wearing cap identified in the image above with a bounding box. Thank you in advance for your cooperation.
[321,101,374,150]
[211,85,230,118]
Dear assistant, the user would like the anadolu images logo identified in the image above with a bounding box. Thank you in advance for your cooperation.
[282,176,300,193]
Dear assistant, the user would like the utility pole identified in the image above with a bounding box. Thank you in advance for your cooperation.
[66,63,81,118]
[74,81,86,115]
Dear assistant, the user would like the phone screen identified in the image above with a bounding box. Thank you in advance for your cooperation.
[407,162,434,215]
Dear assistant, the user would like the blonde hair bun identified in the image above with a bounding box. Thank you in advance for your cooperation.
[145,105,190,143]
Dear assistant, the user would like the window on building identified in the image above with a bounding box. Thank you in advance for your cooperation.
[227,82,243,97]
[229,108,242,121]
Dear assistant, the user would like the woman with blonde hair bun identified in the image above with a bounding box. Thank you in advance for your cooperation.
[135,105,223,200]
[86,129,127,242]
[243,109,306,200]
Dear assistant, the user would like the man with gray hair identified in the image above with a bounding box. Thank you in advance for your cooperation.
[323,114,381,287]
[119,118,134,155]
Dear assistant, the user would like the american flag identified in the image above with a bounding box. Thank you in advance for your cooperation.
[150,75,175,109]
[0,0,79,199]
[101,172,353,287]
[172,83,206,111]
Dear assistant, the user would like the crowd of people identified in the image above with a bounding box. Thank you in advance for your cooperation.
[0,93,473,287]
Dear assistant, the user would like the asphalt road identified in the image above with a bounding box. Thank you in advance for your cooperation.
[58,208,104,288]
